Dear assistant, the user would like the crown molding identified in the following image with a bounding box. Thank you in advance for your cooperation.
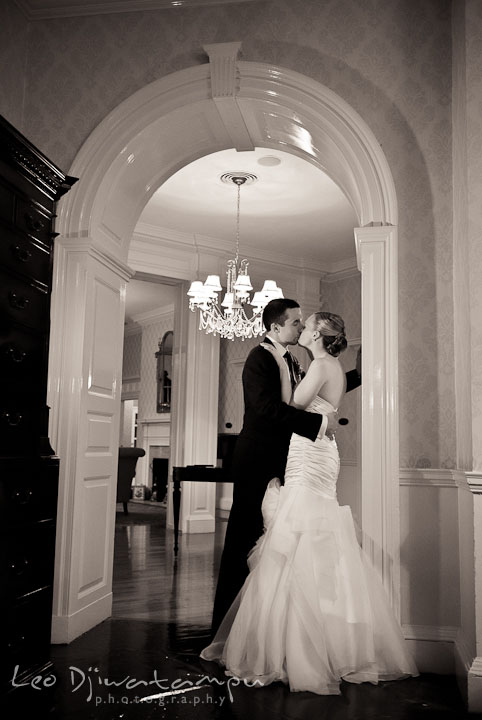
[132,303,174,326]
[321,257,360,281]
[123,322,142,336]
[133,221,355,276]
[14,0,263,20]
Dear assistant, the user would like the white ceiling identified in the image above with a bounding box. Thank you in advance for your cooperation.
[129,147,357,320]
[138,147,358,267]
[125,277,177,324]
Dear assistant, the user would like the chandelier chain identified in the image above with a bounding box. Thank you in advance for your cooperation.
[235,180,241,266]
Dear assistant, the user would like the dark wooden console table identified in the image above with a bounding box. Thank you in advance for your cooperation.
[172,465,232,554]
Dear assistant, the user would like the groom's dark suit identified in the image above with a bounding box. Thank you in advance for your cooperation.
[211,338,360,635]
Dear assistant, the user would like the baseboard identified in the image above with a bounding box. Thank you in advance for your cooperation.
[454,629,475,707]
[218,497,233,511]
[51,592,112,644]
[402,624,457,674]
[467,657,482,713]
[184,514,215,534]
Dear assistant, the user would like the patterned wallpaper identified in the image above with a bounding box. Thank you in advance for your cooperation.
[466,0,482,470]
[2,0,460,468]
[218,334,259,433]
[0,1,29,131]
[320,273,361,462]
[122,328,142,382]
[320,274,361,340]
[451,0,472,471]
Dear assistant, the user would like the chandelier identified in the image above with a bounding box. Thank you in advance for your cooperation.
[187,172,284,340]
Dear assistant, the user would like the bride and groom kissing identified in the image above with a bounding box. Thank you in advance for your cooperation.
[201,298,418,695]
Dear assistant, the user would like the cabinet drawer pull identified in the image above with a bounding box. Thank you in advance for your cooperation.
[7,635,26,651]
[8,292,30,310]
[24,213,45,233]
[2,411,23,427]
[5,346,27,363]
[11,245,32,263]
[12,488,33,504]
[9,557,30,575]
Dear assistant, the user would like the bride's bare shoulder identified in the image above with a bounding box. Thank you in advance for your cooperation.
[309,355,339,370]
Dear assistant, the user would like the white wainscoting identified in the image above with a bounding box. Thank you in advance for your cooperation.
[400,468,464,674]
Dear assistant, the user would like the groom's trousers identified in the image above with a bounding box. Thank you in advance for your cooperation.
[210,435,287,637]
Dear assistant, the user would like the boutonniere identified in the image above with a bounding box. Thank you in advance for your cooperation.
[291,355,305,382]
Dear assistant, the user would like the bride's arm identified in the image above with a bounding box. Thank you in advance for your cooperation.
[291,359,326,410]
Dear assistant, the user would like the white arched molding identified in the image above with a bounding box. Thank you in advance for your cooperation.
[355,225,399,616]
[58,61,397,259]
[50,56,398,641]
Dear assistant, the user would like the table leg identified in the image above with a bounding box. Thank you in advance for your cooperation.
[173,471,181,555]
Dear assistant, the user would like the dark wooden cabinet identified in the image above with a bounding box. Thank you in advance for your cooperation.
[0,115,76,705]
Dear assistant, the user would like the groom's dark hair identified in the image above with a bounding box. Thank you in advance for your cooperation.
[262,298,300,331]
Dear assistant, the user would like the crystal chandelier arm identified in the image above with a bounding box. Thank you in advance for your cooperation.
[226,258,236,293]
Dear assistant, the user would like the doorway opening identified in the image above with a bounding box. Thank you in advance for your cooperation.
[49,58,398,643]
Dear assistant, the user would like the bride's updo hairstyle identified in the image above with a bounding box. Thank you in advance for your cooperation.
[313,312,348,357]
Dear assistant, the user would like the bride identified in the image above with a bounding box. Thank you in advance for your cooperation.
[201,311,418,694]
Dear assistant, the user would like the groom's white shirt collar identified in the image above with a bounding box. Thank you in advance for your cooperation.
[265,334,288,357]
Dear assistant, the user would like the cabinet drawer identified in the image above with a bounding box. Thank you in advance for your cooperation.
[0,229,51,285]
[0,269,49,331]
[0,405,46,456]
[0,461,58,527]
[0,180,15,224]
[0,325,47,396]
[0,525,56,603]
[15,197,52,246]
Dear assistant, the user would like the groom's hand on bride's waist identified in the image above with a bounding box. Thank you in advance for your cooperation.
[317,410,338,440]
[325,412,338,440]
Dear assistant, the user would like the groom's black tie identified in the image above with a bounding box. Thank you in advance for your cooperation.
[283,351,297,390]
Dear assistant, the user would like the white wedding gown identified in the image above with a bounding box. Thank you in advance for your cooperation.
[201,397,418,694]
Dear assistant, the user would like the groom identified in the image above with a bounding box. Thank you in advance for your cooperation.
[211,298,361,635]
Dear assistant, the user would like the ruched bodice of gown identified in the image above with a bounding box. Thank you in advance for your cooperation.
[284,395,339,499]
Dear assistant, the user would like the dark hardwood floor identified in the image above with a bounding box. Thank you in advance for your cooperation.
[8,501,478,718]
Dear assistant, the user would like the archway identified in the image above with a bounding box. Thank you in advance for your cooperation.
[48,50,399,642]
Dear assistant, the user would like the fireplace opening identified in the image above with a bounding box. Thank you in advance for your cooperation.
[152,457,169,503]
